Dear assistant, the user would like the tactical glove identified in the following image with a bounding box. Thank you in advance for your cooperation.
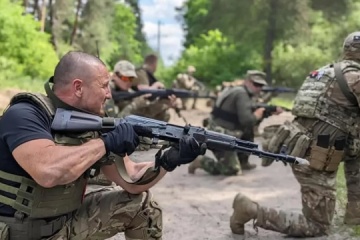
[157,136,205,172]
[101,123,140,156]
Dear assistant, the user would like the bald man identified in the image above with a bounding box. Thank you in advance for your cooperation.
[0,51,202,239]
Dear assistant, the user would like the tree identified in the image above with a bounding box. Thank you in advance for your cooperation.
[0,0,58,79]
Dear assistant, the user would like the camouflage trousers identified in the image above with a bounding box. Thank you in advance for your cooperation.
[254,154,360,237]
[133,101,171,122]
[197,119,243,175]
[48,186,162,240]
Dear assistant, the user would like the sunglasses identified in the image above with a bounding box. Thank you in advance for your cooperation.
[253,83,265,88]
[115,72,134,82]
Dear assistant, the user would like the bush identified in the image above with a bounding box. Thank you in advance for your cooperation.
[0,0,58,80]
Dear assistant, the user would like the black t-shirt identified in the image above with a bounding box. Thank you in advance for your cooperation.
[0,102,53,216]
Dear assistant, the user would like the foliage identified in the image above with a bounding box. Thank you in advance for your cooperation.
[108,3,143,67]
[0,0,58,80]
[172,0,356,88]
[159,29,262,87]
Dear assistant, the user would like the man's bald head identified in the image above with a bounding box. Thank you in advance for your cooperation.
[53,51,106,88]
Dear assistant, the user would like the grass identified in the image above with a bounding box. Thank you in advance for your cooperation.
[336,163,360,236]
[1,77,46,93]
[269,96,294,109]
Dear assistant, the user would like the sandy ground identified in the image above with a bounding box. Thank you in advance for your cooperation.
[0,91,356,240]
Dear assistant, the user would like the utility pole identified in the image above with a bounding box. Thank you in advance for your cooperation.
[157,20,161,56]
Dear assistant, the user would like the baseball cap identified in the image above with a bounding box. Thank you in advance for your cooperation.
[113,60,137,78]
[246,70,268,86]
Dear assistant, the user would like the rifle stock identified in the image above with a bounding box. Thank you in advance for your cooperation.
[51,108,309,166]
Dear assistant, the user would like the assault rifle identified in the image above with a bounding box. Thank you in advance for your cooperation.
[51,108,309,166]
[261,86,297,94]
[111,88,216,102]
[252,103,292,118]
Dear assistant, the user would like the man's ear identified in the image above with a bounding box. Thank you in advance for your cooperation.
[73,79,83,97]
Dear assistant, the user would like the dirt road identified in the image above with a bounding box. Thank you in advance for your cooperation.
[108,107,355,240]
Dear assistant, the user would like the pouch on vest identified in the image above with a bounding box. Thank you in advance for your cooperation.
[0,222,9,240]
[267,121,291,153]
[289,134,311,158]
[326,137,346,172]
[309,134,330,171]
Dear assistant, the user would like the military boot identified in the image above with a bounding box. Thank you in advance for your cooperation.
[344,201,360,225]
[230,193,258,234]
[188,155,204,174]
[239,158,257,171]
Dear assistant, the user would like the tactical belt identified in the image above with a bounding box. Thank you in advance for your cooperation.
[211,107,238,123]
[0,211,73,240]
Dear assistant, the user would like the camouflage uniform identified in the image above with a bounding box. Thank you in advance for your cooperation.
[189,74,267,175]
[48,187,162,240]
[131,66,172,122]
[194,117,242,175]
[230,32,360,237]
[173,66,200,110]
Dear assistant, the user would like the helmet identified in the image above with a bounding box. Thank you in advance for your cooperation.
[343,31,360,59]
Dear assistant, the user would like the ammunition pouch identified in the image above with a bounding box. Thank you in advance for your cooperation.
[263,121,311,167]
[0,170,87,219]
[309,143,344,172]
[0,211,72,240]
[0,222,9,240]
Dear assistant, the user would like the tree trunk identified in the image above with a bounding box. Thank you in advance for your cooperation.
[33,0,39,16]
[70,0,82,45]
[49,0,57,49]
[40,0,47,32]
[263,0,278,85]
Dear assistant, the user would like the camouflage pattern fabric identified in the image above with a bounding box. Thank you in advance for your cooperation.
[47,187,162,240]
[255,164,336,237]
[131,99,171,122]
[198,118,242,175]
[343,154,360,224]
[174,73,200,109]
[87,172,112,186]
[260,124,281,166]
[234,119,360,237]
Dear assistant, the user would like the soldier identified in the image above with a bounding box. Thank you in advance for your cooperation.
[131,55,178,122]
[133,54,164,90]
[189,70,282,175]
[230,31,360,237]
[0,51,203,239]
[105,60,149,118]
[174,65,201,110]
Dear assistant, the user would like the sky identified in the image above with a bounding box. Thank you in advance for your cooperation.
[138,0,186,66]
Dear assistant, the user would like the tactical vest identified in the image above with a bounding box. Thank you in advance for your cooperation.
[292,60,360,134]
[0,92,103,219]
[211,86,246,123]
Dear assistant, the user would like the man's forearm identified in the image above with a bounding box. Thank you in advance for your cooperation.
[14,138,107,187]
